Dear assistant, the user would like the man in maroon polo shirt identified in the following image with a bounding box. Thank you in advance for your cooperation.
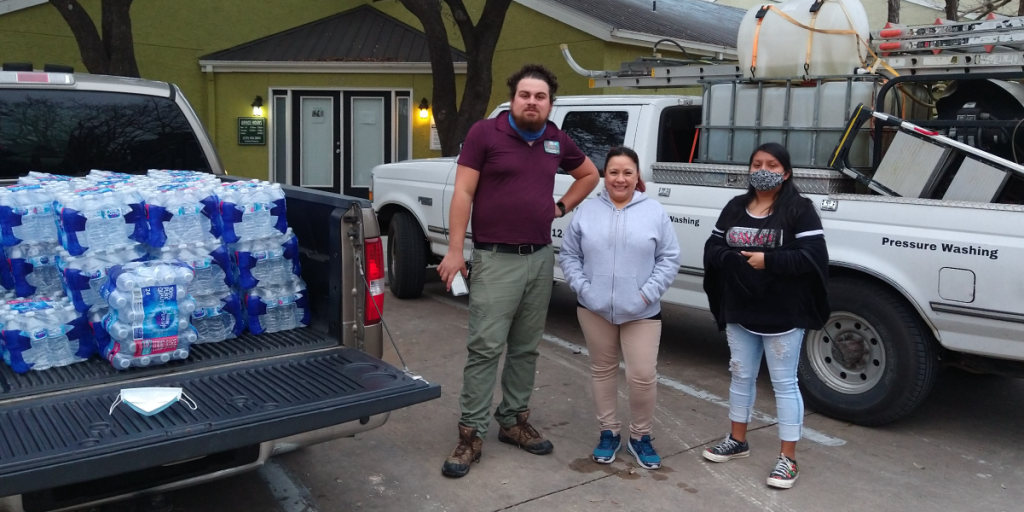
[438,64,599,478]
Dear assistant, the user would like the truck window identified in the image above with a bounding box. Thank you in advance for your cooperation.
[0,89,210,179]
[559,111,629,173]
[657,106,702,163]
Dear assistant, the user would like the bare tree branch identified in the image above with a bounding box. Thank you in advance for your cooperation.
[960,0,1013,18]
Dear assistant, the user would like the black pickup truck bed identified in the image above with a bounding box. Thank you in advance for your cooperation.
[0,183,440,511]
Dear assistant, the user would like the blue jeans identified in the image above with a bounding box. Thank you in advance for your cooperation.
[725,324,805,442]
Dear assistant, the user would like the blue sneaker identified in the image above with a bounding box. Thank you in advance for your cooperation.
[592,430,621,464]
[626,435,661,469]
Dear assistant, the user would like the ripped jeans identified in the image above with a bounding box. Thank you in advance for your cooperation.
[725,324,806,442]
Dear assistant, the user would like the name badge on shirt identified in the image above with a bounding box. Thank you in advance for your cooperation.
[543,140,560,154]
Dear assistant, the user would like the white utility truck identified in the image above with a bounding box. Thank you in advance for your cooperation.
[371,0,1024,425]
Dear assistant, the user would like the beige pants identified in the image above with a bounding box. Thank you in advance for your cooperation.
[577,307,662,440]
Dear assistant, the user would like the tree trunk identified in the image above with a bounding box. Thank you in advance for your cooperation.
[888,0,900,24]
[102,0,139,77]
[1020,0,1024,16]
[945,0,959,20]
[400,0,513,156]
[48,0,139,77]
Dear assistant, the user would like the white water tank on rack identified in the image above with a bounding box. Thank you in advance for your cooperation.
[736,0,870,79]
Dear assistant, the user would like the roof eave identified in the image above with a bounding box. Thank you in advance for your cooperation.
[198,60,468,74]
[514,0,737,58]
[609,30,737,60]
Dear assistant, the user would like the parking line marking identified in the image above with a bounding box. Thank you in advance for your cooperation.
[425,292,847,447]
[257,458,320,512]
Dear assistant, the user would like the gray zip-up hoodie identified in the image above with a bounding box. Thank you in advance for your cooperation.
[559,190,681,325]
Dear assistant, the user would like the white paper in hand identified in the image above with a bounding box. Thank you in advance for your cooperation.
[451,272,469,296]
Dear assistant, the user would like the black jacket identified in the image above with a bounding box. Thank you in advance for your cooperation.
[703,194,830,332]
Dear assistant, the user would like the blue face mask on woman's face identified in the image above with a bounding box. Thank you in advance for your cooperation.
[749,169,786,191]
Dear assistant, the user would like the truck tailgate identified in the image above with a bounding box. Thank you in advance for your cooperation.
[0,334,440,496]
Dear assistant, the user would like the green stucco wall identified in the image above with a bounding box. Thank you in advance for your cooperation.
[0,0,716,179]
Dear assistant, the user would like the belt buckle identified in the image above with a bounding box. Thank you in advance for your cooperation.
[517,244,532,255]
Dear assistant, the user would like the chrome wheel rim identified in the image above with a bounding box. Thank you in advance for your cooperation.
[806,312,887,394]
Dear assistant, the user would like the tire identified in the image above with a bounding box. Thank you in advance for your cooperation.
[799,276,939,426]
[387,212,427,299]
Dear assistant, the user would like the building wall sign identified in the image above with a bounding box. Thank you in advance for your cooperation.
[238,117,267,145]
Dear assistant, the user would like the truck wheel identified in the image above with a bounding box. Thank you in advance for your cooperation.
[799,277,939,426]
[387,212,426,299]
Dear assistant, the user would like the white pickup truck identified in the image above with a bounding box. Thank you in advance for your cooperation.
[371,74,1024,426]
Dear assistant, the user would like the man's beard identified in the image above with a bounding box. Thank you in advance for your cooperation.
[512,109,546,132]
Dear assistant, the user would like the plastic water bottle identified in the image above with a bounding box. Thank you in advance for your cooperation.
[87,170,135,181]
[0,184,58,246]
[150,242,231,296]
[18,173,74,192]
[8,242,63,297]
[231,229,300,290]
[99,261,198,369]
[244,278,309,334]
[218,181,287,243]
[147,169,221,186]
[142,183,219,247]
[192,291,243,344]
[0,297,91,373]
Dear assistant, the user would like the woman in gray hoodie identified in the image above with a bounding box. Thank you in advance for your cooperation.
[559,146,680,470]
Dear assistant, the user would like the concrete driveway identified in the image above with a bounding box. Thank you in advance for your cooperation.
[124,277,1024,512]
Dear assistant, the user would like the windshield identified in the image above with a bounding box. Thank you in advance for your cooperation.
[0,89,210,179]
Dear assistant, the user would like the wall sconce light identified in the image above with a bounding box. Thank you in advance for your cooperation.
[251,95,264,117]
[418,97,430,119]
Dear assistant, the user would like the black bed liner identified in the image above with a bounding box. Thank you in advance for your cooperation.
[0,328,336,401]
[0,345,440,496]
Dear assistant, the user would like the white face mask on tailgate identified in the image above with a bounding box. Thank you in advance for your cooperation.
[109,387,198,416]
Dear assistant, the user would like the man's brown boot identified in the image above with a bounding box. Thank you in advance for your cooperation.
[498,410,553,455]
[441,424,483,478]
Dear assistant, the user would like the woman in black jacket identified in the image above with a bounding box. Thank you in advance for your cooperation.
[700,142,829,489]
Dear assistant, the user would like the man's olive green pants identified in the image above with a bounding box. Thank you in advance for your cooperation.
[459,245,554,437]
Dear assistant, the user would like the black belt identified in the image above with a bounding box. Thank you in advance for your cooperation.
[475,243,548,255]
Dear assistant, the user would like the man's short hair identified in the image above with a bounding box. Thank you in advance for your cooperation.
[507,64,558,101]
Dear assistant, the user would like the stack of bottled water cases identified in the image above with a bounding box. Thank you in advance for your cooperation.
[0,295,94,373]
[150,242,242,344]
[145,171,243,344]
[0,184,62,297]
[99,261,198,369]
[220,181,308,334]
[0,170,309,374]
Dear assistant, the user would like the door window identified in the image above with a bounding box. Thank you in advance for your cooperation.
[559,111,630,173]
[351,97,385,188]
[273,95,288,184]
[299,97,334,187]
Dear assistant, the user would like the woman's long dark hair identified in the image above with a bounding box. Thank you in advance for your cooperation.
[734,142,804,231]
[604,146,645,192]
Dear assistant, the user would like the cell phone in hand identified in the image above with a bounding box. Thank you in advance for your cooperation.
[451,271,469,297]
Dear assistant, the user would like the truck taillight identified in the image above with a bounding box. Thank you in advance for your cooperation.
[364,237,385,325]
